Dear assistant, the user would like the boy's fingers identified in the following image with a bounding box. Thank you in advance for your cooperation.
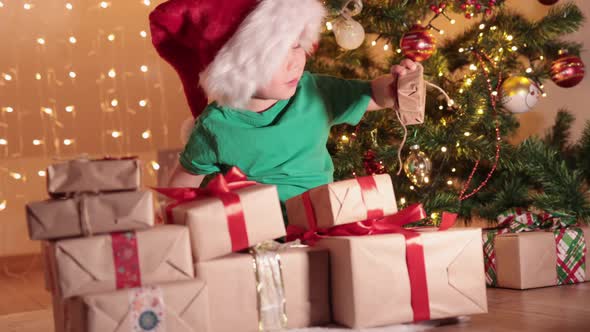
[401,58,418,70]
[391,66,408,76]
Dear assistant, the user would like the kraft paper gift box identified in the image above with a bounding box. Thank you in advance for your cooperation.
[49,225,194,299]
[26,190,154,240]
[195,246,331,332]
[484,227,590,289]
[317,228,488,328]
[47,157,141,196]
[53,280,210,332]
[286,174,397,230]
[167,184,286,262]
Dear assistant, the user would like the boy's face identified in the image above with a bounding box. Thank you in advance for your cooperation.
[253,42,306,101]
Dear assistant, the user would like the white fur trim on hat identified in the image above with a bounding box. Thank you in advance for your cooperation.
[199,0,326,109]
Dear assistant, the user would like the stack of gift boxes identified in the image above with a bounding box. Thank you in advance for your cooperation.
[26,158,206,332]
[26,158,489,331]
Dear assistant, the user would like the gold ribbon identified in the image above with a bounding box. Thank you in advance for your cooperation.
[250,241,306,331]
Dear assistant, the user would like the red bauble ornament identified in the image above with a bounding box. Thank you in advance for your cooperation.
[400,25,436,62]
[550,54,586,88]
[363,150,387,175]
[538,0,559,5]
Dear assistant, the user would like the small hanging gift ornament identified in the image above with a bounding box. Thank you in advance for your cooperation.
[332,0,365,50]
[550,50,586,88]
[400,25,436,62]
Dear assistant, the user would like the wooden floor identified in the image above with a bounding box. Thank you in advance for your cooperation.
[0,256,589,332]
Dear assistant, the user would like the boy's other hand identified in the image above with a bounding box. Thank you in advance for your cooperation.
[391,58,418,79]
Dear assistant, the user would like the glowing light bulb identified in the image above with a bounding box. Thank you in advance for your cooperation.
[65,3,73,10]
[42,107,53,115]
[469,64,477,71]
[111,99,119,107]
[107,34,115,41]
[371,40,377,47]
[0,2,4,8]
[450,19,456,24]
[441,147,448,153]
[24,3,32,10]
[143,0,151,6]
[108,69,116,78]
[326,22,333,31]
[69,71,77,78]
[69,36,77,44]
[32,139,43,145]
[38,170,46,177]
[140,65,148,72]
[141,130,151,139]
[151,161,160,170]
[0,138,7,145]
[439,30,445,35]
[383,44,389,51]
[63,139,73,146]
[477,109,485,115]
[35,73,42,80]
[458,48,465,53]
[4,106,13,113]
[526,68,533,73]
[140,30,147,38]
[37,38,45,45]
[506,35,513,41]
[10,172,22,180]
[139,99,148,107]
[100,1,109,9]
[464,132,471,137]
[511,46,518,51]
[0,200,6,211]
[111,131,122,138]
[341,135,349,143]
[479,24,485,30]
[452,168,457,173]
[396,48,402,54]
[65,105,75,113]
[400,197,406,205]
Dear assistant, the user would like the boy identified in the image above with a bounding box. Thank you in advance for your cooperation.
[150,0,419,215]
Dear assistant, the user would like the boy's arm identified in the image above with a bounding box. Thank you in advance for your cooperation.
[367,59,418,111]
[167,161,206,188]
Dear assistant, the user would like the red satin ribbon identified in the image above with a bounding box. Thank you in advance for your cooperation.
[356,176,385,220]
[111,232,142,290]
[287,203,458,323]
[154,167,256,252]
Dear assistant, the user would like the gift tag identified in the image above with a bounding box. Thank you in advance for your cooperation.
[129,286,166,332]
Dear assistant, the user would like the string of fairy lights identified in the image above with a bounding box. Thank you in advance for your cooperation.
[0,0,172,213]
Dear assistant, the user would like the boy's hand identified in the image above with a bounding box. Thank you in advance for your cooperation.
[368,59,419,111]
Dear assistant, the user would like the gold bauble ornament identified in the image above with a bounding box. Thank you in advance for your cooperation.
[500,76,541,114]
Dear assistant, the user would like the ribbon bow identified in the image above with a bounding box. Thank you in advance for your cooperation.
[154,167,257,252]
[287,203,457,245]
[494,208,578,235]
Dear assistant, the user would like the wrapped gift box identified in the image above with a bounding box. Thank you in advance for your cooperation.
[47,158,141,196]
[195,246,331,331]
[286,174,397,230]
[53,280,209,332]
[484,227,590,289]
[169,184,286,261]
[26,190,154,240]
[318,229,488,328]
[48,225,194,298]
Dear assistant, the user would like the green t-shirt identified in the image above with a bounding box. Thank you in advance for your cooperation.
[180,71,372,205]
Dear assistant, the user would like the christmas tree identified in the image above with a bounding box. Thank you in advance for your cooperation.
[310,0,589,223]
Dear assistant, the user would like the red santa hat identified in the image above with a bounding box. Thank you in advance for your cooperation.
[149,0,327,118]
